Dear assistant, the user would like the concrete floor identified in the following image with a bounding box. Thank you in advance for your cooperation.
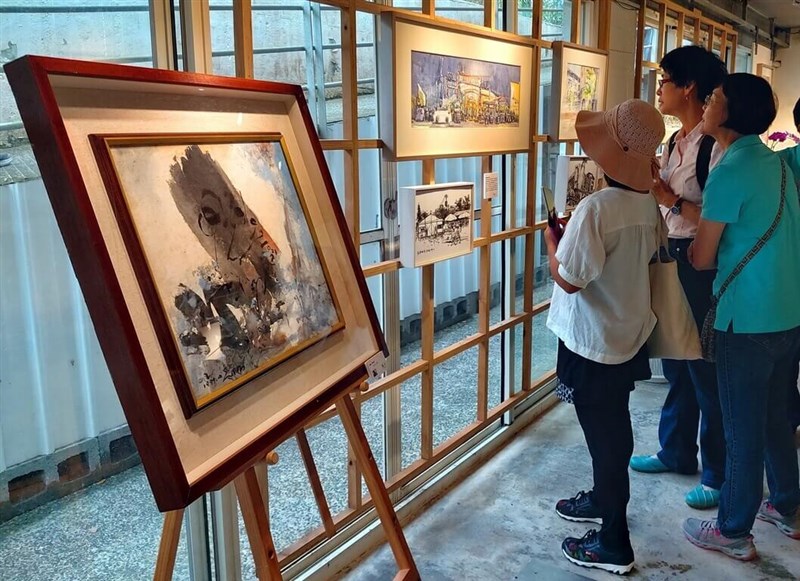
[343,381,800,580]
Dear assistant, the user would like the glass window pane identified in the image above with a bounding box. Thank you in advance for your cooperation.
[436,3,484,25]
[357,12,378,139]
[489,332,503,409]
[210,0,235,76]
[0,5,172,579]
[433,346,478,448]
[252,2,306,85]
[489,239,504,326]
[539,47,553,135]
[433,245,480,340]
[0,1,154,184]
[518,1,533,36]
[360,395,387,488]
[532,309,558,382]
[262,438,323,555]
[543,0,567,41]
[323,149,345,209]
[359,148,382,233]
[399,264,422,364]
[400,377,422,470]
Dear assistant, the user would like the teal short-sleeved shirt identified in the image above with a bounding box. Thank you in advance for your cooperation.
[701,135,800,333]
[778,145,800,189]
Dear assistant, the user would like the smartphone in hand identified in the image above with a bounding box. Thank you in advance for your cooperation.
[542,186,565,241]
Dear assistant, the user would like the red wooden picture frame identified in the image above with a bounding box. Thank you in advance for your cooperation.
[4,56,387,511]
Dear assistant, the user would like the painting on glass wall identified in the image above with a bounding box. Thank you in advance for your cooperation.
[410,51,521,128]
[399,182,474,267]
[91,134,344,416]
[551,42,609,141]
[554,155,605,212]
[380,14,533,159]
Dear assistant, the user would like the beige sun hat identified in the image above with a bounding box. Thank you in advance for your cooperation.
[575,99,665,192]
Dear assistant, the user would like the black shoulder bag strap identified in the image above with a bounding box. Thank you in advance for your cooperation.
[696,134,715,190]
[667,130,679,157]
[700,159,788,362]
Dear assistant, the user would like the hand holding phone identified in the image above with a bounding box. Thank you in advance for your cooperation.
[542,186,566,242]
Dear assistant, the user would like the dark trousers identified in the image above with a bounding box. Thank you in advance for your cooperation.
[574,383,634,552]
[658,238,726,489]
[790,352,800,431]
[716,327,800,537]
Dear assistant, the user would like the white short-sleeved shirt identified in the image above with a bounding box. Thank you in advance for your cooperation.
[659,122,722,239]
[546,187,659,365]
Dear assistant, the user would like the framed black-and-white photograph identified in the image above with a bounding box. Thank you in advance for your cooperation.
[399,182,474,267]
[554,155,605,212]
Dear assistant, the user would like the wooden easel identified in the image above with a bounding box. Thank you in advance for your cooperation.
[153,391,419,581]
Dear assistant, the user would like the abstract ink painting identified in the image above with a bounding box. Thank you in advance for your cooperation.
[94,134,343,415]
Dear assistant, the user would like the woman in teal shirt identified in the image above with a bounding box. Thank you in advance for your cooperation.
[685,74,800,560]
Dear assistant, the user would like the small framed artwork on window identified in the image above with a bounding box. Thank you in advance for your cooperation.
[550,42,609,142]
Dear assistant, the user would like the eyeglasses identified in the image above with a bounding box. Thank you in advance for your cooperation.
[657,78,674,89]
[704,93,717,107]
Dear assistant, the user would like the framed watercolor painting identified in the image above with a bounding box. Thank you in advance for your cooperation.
[4,56,386,511]
[550,42,609,142]
[91,134,344,417]
[399,182,474,267]
[379,13,533,160]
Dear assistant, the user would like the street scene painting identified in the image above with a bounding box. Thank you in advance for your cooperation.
[560,63,600,138]
[96,135,343,414]
[400,182,474,267]
[554,155,605,212]
[411,50,521,128]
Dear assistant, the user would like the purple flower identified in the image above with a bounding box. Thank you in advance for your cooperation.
[768,131,788,142]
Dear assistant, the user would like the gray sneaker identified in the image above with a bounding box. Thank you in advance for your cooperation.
[756,500,800,539]
[682,518,757,561]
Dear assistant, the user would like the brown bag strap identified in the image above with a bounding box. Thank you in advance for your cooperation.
[712,159,787,305]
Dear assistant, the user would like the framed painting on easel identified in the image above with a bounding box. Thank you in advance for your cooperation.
[4,55,388,513]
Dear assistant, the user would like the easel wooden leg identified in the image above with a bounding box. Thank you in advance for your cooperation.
[154,509,184,581]
[336,394,420,580]
[234,465,282,580]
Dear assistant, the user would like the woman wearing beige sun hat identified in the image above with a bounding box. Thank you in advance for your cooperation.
[545,99,665,575]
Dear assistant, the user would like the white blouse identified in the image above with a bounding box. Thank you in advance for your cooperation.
[659,122,722,239]
[547,187,659,365]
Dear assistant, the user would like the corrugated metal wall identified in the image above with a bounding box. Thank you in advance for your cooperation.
[0,179,125,472]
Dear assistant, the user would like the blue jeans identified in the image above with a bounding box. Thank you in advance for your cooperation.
[716,326,800,538]
[658,239,725,488]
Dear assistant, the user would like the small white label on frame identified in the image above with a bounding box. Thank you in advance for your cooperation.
[365,351,387,380]
[483,172,499,200]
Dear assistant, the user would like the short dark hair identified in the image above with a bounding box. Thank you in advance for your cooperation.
[794,97,800,130]
[720,73,776,135]
[660,45,728,103]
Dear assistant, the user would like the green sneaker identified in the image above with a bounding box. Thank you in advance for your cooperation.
[685,485,720,509]
[629,454,670,473]
[682,518,757,561]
